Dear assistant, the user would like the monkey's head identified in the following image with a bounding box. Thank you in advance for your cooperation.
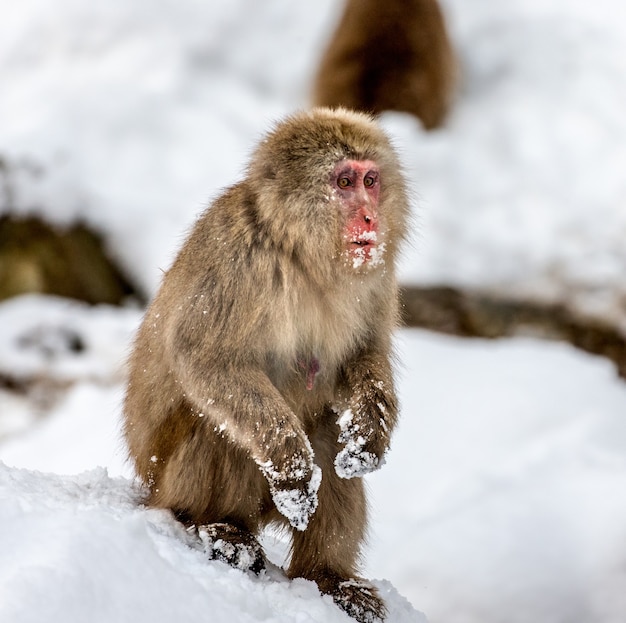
[249,107,409,274]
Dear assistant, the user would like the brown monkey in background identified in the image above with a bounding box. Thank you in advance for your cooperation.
[313,0,456,130]
[123,108,409,622]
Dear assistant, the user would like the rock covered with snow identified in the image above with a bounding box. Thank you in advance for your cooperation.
[0,294,139,385]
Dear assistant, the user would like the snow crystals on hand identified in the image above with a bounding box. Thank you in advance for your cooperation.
[269,465,321,532]
[334,409,382,479]
[257,443,322,531]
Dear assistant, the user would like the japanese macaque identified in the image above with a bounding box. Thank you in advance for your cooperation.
[123,108,409,622]
[313,0,456,130]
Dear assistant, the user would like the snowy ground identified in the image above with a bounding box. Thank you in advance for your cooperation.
[2,297,626,623]
[2,0,626,622]
[0,465,419,623]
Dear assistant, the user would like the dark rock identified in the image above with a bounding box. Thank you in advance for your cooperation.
[0,215,143,306]
[400,285,626,379]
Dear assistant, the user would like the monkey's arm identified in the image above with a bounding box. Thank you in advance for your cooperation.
[173,349,321,530]
[334,348,398,479]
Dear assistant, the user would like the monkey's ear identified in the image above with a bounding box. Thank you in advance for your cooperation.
[248,147,277,183]
[260,162,276,181]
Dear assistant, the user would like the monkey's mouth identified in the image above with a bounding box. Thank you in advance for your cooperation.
[350,232,378,248]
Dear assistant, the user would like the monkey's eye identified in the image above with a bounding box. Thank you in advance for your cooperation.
[364,175,377,188]
[337,176,352,189]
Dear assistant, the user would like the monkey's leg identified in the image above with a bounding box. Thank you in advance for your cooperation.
[287,424,386,623]
[150,414,272,574]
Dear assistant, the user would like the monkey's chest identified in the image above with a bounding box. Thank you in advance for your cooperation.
[268,290,369,394]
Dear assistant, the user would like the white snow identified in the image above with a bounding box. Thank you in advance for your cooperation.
[0,463,421,623]
[3,300,626,623]
[367,331,626,623]
[2,0,626,622]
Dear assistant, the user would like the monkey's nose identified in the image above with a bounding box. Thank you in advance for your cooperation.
[362,209,377,226]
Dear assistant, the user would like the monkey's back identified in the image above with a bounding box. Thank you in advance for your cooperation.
[313,0,456,129]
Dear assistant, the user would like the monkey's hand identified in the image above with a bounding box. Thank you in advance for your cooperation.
[334,407,383,479]
[334,402,390,479]
[257,438,322,531]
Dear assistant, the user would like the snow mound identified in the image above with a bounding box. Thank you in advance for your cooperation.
[0,463,426,623]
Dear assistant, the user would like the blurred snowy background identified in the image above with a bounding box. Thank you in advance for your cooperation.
[1,1,626,622]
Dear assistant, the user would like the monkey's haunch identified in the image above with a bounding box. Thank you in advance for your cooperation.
[123,107,409,623]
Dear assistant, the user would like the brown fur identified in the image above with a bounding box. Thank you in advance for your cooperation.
[123,108,409,622]
[313,0,456,130]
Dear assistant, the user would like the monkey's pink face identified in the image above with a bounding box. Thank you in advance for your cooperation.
[333,159,384,269]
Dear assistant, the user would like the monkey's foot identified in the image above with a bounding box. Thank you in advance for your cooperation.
[197,523,265,574]
[319,574,386,623]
